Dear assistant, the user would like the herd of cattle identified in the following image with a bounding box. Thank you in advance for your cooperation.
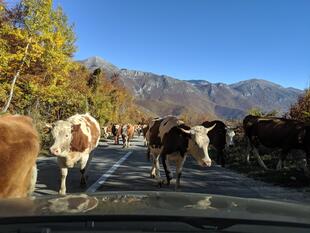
[0,112,309,198]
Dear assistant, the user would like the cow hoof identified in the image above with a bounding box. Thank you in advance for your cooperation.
[157,180,165,188]
[163,180,170,186]
[59,190,66,195]
[150,174,155,179]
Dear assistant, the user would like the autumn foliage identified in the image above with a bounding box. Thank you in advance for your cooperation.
[0,0,147,147]
[288,89,310,122]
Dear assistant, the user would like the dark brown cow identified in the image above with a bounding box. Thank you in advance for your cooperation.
[49,113,101,195]
[0,114,40,198]
[202,120,236,167]
[243,115,310,171]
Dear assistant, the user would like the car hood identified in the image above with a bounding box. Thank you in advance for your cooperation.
[0,191,309,224]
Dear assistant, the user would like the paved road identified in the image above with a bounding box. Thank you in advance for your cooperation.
[35,136,310,204]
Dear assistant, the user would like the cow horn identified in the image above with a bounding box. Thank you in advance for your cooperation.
[180,128,192,134]
[205,123,216,133]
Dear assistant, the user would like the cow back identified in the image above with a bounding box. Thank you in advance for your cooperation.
[161,124,191,156]
[68,114,100,152]
[148,118,164,147]
[0,114,40,198]
[83,115,101,150]
[246,116,307,150]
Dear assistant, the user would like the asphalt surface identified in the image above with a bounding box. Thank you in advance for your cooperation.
[35,136,310,204]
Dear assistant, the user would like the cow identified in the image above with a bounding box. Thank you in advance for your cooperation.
[134,124,143,137]
[0,114,40,198]
[147,116,216,190]
[121,124,135,148]
[111,124,121,144]
[102,126,111,139]
[142,124,149,146]
[243,115,310,172]
[49,113,100,195]
[201,120,236,167]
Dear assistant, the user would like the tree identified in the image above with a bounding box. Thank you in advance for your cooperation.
[288,89,310,122]
[0,0,76,112]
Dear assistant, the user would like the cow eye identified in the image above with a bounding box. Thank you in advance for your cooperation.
[65,134,69,138]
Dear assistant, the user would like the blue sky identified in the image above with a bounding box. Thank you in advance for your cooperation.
[52,0,309,89]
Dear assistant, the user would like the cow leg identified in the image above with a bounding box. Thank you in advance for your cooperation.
[276,150,288,171]
[245,137,252,164]
[80,154,90,188]
[161,154,172,186]
[298,158,310,177]
[216,150,221,165]
[147,147,151,161]
[57,157,68,195]
[150,154,157,178]
[27,164,37,196]
[175,155,186,191]
[218,149,226,167]
[253,148,268,170]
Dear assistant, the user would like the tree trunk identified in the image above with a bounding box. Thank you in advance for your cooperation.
[2,41,30,113]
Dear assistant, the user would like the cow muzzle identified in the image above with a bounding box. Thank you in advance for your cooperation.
[50,147,61,156]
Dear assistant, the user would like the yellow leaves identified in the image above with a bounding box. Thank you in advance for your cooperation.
[0,0,147,124]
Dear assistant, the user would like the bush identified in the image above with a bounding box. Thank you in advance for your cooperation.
[288,89,310,122]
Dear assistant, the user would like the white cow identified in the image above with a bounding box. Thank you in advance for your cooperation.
[48,113,100,195]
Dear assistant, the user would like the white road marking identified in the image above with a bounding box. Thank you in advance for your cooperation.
[86,151,133,193]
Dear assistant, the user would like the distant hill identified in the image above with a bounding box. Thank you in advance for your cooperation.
[80,56,303,119]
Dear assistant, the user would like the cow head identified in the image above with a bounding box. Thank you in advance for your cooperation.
[49,120,73,157]
[180,124,216,167]
[225,127,236,148]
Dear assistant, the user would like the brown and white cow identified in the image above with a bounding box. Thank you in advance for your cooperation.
[121,124,135,148]
[111,124,121,144]
[102,126,111,139]
[49,113,100,195]
[147,116,216,190]
[142,124,149,146]
[0,114,40,198]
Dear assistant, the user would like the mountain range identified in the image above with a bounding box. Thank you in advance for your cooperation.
[80,56,302,119]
